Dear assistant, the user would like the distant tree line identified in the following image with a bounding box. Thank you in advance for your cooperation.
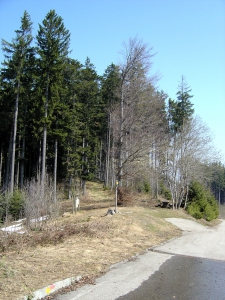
[0,10,224,220]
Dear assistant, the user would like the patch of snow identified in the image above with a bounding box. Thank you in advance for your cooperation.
[30,215,48,223]
[1,223,24,233]
[1,215,48,234]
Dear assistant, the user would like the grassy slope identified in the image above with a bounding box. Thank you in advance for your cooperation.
[0,181,218,300]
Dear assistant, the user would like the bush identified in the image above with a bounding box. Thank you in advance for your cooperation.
[117,187,134,206]
[8,190,25,220]
[186,181,219,221]
[160,182,172,201]
[186,201,203,219]
[135,180,151,194]
[0,191,25,222]
[143,182,150,193]
[24,175,60,229]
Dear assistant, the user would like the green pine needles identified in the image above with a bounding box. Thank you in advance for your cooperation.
[186,181,219,221]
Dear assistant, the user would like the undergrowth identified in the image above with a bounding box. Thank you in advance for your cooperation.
[0,218,113,253]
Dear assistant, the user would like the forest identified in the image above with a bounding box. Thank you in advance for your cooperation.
[0,10,224,222]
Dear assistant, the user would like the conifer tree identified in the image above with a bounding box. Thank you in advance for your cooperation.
[1,11,33,192]
[166,77,195,208]
[77,58,103,194]
[59,58,83,198]
[36,10,70,194]
[169,76,194,133]
[17,47,36,187]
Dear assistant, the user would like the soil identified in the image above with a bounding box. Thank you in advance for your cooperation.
[0,182,214,300]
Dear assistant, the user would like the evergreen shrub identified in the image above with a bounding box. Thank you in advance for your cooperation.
[186,181,219,221]
[143,182,150,193]
[135,180,151,194]
[8,190,25,220]
[0,193,5,223]
[0,191,25,222]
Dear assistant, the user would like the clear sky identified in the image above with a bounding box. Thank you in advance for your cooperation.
[0,0,225,162]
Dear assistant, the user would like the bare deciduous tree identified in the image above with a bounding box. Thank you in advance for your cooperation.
[165,116,220,209]
[111,37,159,186]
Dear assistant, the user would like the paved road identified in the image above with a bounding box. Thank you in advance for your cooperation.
[54,219,225,300]
[116,255,225,300]
[153,218,225,260]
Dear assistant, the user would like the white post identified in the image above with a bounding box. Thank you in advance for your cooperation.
[115,180,118,213]
[75,196,80,214]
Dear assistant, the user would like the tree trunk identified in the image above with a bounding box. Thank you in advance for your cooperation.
[15,143,20,188]
[53,138,58,203]
[5,122,13,191]
[111,136,115,189]
[0,147,3,188]
[20,135,25,188]
[106,113,111,187]
[98,140,102,180]
[118,90,124,186]
[41,75,49,195]
[41,124,47,191]
[184,185,189,209]
[9,82,20,193]
[38,140,42,176]
[82,178,86,195]
[20,104,27,188]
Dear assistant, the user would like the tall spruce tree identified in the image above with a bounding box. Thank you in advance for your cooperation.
[77,58,103,194]
[1,11,33,192]
[17,46,36,187]
[59,58,83,198]
[169,76,194,133]
[36,10,70,195]
[166,77,195,209]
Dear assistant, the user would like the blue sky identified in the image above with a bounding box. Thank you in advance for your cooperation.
[0,0,225,162]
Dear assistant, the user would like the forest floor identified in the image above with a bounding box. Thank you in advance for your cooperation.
[0,182,220,300]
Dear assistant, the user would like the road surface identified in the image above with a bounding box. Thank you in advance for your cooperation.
[54,219,225,300]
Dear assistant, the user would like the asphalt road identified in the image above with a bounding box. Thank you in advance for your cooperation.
[116,256,225,300]
[54,219,225,300]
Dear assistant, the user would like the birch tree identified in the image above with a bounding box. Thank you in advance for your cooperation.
[166,115,219,209]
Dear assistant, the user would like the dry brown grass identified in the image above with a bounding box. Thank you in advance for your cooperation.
[0,181,205,300]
